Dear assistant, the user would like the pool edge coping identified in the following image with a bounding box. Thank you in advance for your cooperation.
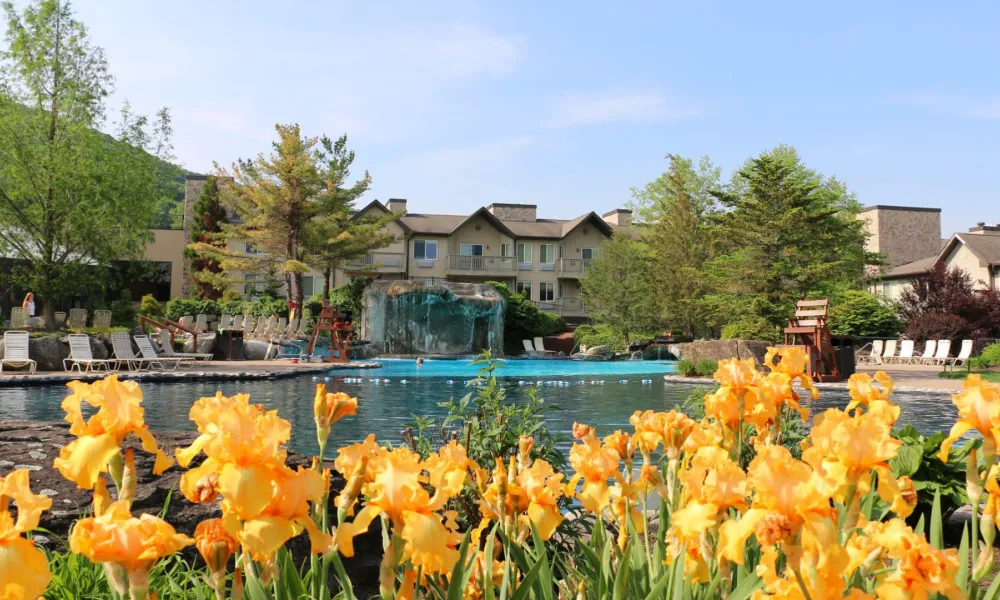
[661,374,955,395]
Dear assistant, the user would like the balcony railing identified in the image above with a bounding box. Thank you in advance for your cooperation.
[447,255,516,273]
[559,258,593,274]
[343,252,405,271]
[532,297,587,317]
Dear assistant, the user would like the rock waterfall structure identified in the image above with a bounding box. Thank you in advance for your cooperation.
[361,280,505,355]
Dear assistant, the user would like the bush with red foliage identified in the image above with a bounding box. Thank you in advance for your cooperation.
[898,263,1000,344]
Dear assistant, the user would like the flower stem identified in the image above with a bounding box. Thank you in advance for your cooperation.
[791,566,813,600]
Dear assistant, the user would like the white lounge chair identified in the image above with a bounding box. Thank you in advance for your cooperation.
[54,311,67,327]
[857,340,884,365]
[284,318,299,340]
[295,319,312,339]
[894,340,915,364]
[533,337,557,355]
[219,315,233,330]
[522,339,539,356]
[93,310,112,329]
[947,340,974,368]
[67,308,87,329]
[158,329,214,364]
[882,339,898,364]
[243,316,257,338]
[1,331,36,373]
[932,340,952,366]
[9,307,28,329]
[133,335,185,370]
[110,332,155,372]
[63,334,117,373]
[917,340,937,365]
[194,314,211,333]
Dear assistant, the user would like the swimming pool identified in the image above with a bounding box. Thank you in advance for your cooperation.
[0,358,957,457]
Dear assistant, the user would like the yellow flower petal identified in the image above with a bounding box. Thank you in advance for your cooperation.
[53,433,120,490]
[400,511,459,575]
[218,463,275,521]
[0,536,52,600]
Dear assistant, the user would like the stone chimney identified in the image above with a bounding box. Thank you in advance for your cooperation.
[602,208,632,227]
[387,198,407,214]
[487,203,536,222]
[857,205,941,268]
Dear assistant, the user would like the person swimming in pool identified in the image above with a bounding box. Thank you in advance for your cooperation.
[416,358,424,366]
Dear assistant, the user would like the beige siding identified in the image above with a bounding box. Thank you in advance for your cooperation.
[144,229,186,299]
[942,243,991,289]
[408,235,449,280]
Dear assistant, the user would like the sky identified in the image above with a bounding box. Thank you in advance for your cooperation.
[12,0,1000,232]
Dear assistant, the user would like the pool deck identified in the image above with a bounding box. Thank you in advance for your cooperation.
[0,360,381,387]
[664,363,964,394]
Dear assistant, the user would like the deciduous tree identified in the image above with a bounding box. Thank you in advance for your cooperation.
[0,0,175,328]
[580,234,660,347]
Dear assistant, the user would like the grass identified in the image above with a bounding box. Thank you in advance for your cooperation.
[938,369,1000,382]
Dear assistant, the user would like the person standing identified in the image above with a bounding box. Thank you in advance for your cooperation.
[22,292,34,317]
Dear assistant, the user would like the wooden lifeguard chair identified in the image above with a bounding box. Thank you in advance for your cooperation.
[782,299,840,381]
[305,303,353,364]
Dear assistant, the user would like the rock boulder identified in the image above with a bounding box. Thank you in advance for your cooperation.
[243,340,278,360]
[667,339,769,366]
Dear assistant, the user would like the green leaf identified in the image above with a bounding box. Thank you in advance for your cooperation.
[484,524,499,600]
[728,573,763,600]
[930,488,944,550]
[890,444,923,476]
[957,522,969,591]
[984,571,1000,600]
[446,531,476,600]
[641,571,672,600]
[611,540,633,600]
[509,556,545,600]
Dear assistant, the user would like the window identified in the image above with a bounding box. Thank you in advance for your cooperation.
[559,245,565,259]
[414,239,438,260]
[500,243,513,258]
[516,281,532,299]
[245,242,263,254]
[301,275,318,298]
[558,282,565,299]
[540,244,555,264]
[581,248,595,260]
[516,242,532,265]
[539,282,554,302]
[243,273,264,296]
[459,243,484,256]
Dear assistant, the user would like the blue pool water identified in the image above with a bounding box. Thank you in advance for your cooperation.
[0,358,957,457]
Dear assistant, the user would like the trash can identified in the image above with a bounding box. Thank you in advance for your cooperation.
[831,336,855,378]
[214,330,244,361]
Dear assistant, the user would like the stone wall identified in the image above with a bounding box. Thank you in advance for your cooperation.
[667,339,769,366]
[487,203,537,222]
[859,206,941,268]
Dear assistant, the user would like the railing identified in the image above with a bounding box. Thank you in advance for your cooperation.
[532,297,587,317]
[138,315,198,353]
[447,255,516,273]
[559,258,592,274]
[344,252,405,270]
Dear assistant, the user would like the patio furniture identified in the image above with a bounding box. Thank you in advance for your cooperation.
[158,329,214,364]
[93,309,112,329]
[881,339,898,364]
[243,316,257,338]
[110,332,155,372]
[0,331,36,373]
[134,335,185,370]
[285,318,300,340]
[54,311,67,326]
[522,339,540,357]
[194,314,211,333]
[857,340,884,365]
[533,337,557,355]
[947,340,974,368]
[893,340,915,364]
[10,307,28,329]
[63,334,117,373]
[917,340,937,365]
[250,317,268,340]
[783,299,839,380]
[931,340,952,365]
[219,315,233,330]
[68,308,88,329]
[305,306,353,364]
[178,316,195,331]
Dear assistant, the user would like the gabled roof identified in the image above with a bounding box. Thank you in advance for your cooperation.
[560,212,614,238]
[349,199,412,233]
[397,207,517,237]
[449,207,517,238]
[883,256,937,279]
[936,233,1000,267]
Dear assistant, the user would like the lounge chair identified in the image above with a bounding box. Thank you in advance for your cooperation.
[93,310,112,329]
[947,340,974,368]
[133,335,185,370]
[110,332,155,372]
[857,340,884,365]
[882,339,898,364]
[194,314,211,333]
[219,315,233,330]
[249,316,268,340]
[63,334,117,373]
[68,308,87,329]
[522,339,540,357]
[158,329,214,364]
[533,337,557,355]
[178,315,195,331]
[917,340,937,365]
[932,340,952,366]
[285,318,299,340]
[894,340,915,364]
[54,311,67,327]
[295,319,312,339]
[0,331,36,373]
[10,307,28,329]
[243,316,257,338]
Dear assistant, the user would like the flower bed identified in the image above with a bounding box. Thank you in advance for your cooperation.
[3,346,999,599]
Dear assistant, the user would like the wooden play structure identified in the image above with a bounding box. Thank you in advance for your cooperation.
[306,304,353,363]
[782,298,840,381]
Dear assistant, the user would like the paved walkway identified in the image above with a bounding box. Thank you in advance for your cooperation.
[0,360,380,387]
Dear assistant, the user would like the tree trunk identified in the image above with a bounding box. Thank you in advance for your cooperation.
[292,272,304,314]
[323,266,332,300]
[42,300,55,332]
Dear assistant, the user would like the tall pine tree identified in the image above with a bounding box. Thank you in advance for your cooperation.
[184,176,229,299]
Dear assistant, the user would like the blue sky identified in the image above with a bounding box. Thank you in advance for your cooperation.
[34,1,1000,232]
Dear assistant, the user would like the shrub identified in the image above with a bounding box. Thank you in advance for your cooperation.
[898,263,1000,339]
[329,278,368,323]
[903,312,973,348]
[109,291,137,328]
[721,316,781,344]
[573,323,624,352]
[485,281,567,354]
[676,359,697,376]
[304,293,324,319]
[138,294,164,320]
[890,424,974,524]
[828,290,901,337]
[969,342,1000,369]
[220,289,242,303]
[695,359,718,376]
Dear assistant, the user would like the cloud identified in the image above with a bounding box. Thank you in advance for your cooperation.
[409,135,538,182]
[967,100,1000,119]
[544,91,701,128]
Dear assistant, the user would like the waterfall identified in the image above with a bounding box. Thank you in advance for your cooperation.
[361,280,506,355]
